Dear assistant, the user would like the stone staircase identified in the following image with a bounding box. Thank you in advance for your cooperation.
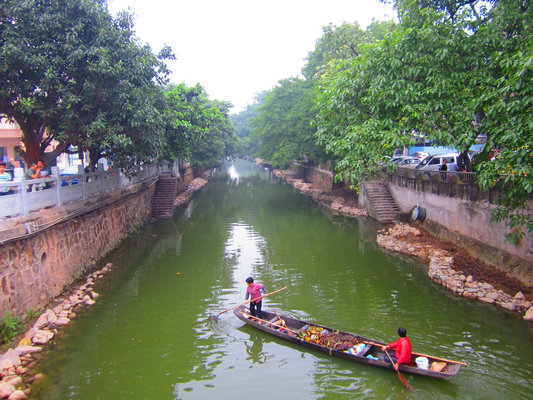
[150,176,177,220]
[364,181,399,224]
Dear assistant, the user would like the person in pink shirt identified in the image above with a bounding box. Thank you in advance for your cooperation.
[382,327,412,370]
[245,277,267,318]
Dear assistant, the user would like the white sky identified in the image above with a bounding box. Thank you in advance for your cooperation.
[107,0,395,113]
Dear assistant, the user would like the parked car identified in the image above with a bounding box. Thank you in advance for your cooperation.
[391,156,411,164]
[397,157,421,168]
[415,153,462,175]
[411,151,429,160]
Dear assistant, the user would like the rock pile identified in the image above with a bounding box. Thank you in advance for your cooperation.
[0,263,114,399]
[272,169,368,218]
[377,224,533,322]
[174,171,212,207]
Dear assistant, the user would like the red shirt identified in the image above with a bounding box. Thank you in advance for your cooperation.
[388,337,412,365]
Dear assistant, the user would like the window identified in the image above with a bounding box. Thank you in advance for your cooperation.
[429,157,441,165]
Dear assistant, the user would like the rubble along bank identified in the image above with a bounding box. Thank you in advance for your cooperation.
[272,168,368,218]
[0,175,211,400]
[269,163,533,322]
[377,224,533,322]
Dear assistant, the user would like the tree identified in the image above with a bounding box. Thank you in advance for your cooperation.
[250,78,323,168]
[303,20,396,80]
[0,0,172,169]
[316,0,532,239]
[164,84,238,169]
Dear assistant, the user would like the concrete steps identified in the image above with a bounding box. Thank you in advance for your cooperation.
[151,176,177,220]
[365,182,399,224]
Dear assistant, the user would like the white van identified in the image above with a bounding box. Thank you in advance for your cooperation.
[415,153,461,173]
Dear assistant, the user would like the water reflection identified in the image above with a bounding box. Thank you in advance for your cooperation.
[227,163,239,184]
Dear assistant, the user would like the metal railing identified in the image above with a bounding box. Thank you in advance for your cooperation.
[0,163,174,219]
[395,167,478,184]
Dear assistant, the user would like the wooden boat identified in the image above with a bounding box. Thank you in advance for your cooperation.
[234,306,464,378]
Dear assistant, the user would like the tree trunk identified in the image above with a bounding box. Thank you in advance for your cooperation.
[21,135,42,166]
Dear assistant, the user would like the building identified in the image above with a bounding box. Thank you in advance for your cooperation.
[0,119,25,168]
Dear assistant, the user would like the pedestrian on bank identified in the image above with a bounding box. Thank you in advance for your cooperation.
[439,159,448,181]
[382,327,412,370]
[245,277,267,319]
[0,162,13,195]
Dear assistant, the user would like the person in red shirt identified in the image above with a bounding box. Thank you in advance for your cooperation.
[245,277,267,319]
[382,327,412,370]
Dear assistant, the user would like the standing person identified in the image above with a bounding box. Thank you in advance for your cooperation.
[439,159,448,181]
[0,162,13,195]
[245,277,267,319]
[382,327,412,370]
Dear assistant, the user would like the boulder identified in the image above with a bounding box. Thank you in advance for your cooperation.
[3,376,22,387]
[53,317,70,326]
[524,307,533,322]
[0,382,15,398]
[32,314,48,330]
[45,312,58,325]
[514,291,525,300]
[14,346,41,357]
[8,390,27,400]
[0,350,21,370]
[479,296,496,304]
[31,330,54,345]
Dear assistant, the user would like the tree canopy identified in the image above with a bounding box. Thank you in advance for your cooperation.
[315,0,532,240]
[0,0,240,172]
[164,84,239,169]
[250,78,323,168]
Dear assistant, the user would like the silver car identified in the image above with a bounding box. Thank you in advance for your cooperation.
[397,157,421,169]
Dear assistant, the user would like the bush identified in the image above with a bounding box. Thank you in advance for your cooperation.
[0,312,22,345]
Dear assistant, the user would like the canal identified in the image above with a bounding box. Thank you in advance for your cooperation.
[30,160,533,399]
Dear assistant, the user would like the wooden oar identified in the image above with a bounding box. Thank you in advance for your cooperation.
[209,286,288,321]
[384,348,411,390]
[362,340,467,366]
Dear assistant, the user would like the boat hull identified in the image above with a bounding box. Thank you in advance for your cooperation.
[233,306,463,378]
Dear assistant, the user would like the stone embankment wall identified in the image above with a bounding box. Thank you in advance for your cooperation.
[0,180,157,318]
[176,163,196,193]
[387,174,533,286]
[290,163,336,192]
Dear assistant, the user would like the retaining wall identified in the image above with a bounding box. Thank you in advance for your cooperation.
[387,173,533,286]
[290,163,339,192]
[0,180,157,317]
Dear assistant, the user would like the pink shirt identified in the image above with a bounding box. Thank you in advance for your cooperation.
[246,283,266,303]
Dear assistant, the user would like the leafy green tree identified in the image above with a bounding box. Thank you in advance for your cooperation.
[0,0,172,169]
[316,0,532,239]
[303,20,396,80]
[250,78,323,168]
[164,84,238,169]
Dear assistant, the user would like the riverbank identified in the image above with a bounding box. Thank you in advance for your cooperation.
[272,168,368,218]
[378,224,533,321]
[0,174,211,399]
[270,164,533,322]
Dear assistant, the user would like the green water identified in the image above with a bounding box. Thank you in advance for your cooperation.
[30,160,533,399]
